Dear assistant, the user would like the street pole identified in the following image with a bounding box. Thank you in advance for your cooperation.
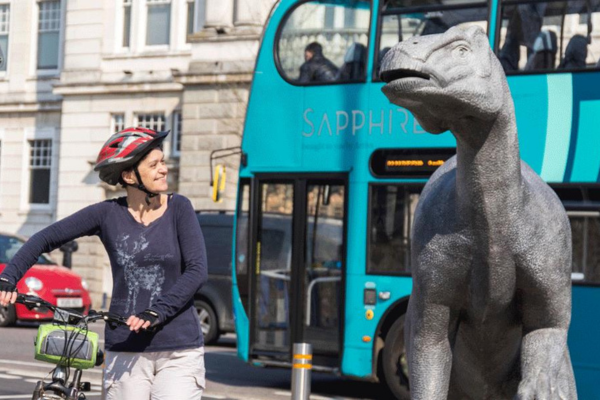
[291,343,312,400]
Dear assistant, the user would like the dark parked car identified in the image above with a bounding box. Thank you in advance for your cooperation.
[194,210,235,344]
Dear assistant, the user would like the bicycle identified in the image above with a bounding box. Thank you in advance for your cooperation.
[15,293,127,400]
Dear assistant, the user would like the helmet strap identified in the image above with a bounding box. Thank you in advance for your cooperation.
[133,167,159,206]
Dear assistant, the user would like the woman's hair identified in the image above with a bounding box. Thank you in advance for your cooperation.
[118,145,164,187]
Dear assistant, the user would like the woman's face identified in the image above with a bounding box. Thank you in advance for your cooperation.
[126,148,168,192]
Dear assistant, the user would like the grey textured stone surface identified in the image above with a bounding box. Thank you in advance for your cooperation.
[380,26,577,400]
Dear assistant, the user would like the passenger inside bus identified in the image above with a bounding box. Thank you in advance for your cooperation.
[298,42,339,83]
[499,3,546,71]
[337,42,367,81]
[524,30,558,71]
[559,34,589,69]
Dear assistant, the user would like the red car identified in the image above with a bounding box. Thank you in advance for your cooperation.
[0,232,92,327]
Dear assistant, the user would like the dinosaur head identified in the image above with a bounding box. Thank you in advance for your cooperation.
[380,26,506,134]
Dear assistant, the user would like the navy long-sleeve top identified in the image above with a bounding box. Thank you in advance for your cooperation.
[0,193,208,352]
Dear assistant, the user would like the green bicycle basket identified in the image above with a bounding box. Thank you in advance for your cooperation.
[34,324,99,370]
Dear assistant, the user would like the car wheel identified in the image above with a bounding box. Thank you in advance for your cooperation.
[195,300,220,345]
[382,315,410,400]
[0,304,16,327]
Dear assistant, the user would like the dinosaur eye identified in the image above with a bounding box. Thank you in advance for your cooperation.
[453,45,470,59]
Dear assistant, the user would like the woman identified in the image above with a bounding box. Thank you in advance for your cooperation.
[0,127,207,400]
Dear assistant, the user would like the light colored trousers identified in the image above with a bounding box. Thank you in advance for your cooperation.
[103,347,205,400]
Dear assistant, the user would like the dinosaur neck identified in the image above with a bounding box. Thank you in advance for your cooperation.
[454,97,522,233]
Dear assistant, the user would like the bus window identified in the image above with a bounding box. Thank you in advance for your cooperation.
[367,184,422,275]
[553,185,600,284]
[570,211,600,284]
[236,181,250,313]
[497,0,600,73]
[376,0,488,78]
[277,0,371,84]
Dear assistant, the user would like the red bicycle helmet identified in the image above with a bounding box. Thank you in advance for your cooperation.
[94,127,169,186]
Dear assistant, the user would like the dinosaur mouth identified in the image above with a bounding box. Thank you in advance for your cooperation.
[380,68,430,83]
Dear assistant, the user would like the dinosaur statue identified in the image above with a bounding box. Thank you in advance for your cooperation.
[379,26,577,400]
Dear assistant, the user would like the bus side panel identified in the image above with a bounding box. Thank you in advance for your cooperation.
[566,72,600,183]
[569,285,600,399]
[507,75,548,176]
[342,179,414,378]
[232,283,250,361]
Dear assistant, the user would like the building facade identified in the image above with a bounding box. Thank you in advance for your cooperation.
[0,0,274,307]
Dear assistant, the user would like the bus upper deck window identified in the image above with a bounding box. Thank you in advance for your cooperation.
[376,0,489,79]
[497,0,600,74]
[277,0,371,85]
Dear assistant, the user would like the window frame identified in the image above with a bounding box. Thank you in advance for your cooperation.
[111,113,126,135]
[122,0,133,49]
[494,0,600,76]
[186,0,206,43]
[171,110,182,157]
[0,2,11,75]
[365,182,425,277]
[145,0,173,48]
[115,0,191,54]
[20,128,58,213]
[274,0,374,87]
[34,0,65,76]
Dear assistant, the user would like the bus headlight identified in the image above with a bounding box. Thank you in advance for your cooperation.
[81,279,89,291]
[25,277,43,291]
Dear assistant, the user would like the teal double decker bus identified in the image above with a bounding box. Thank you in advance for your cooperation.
[230,0,600,398]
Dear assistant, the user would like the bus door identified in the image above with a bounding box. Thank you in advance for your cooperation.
[251,176,346,367]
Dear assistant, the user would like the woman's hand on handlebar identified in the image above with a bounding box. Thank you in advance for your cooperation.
[127,309,159,333]
[0,278,18,307]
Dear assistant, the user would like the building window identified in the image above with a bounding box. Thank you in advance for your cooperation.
[112,114,125,134]
[186,0,206,43]
[29,139,53,204]
[135,113,166,131]
[172,111,182,156]
[123,0,132,48]
[146,0,171,46]
[186,0,195,41]
[38,0,61,70]
[0,4,9,72]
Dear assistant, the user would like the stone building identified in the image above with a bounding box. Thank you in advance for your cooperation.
[0,0,274,307]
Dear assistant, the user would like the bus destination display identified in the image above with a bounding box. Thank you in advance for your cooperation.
[370,148,456,178]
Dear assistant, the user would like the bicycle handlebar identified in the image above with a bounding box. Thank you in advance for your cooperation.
[16,294,128,327]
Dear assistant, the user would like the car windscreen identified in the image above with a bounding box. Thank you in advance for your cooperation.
[0,234,55,265]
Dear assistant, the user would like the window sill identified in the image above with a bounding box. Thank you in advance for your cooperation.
[103,50,191,61]
[28,72,61,82]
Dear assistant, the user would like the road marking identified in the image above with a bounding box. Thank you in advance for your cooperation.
[274,392,336,400]
[0,393,101,399]
[0,373,21,380]
[0,360,102,375]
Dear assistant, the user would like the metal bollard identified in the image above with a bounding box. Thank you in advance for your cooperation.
[291,343,312,400]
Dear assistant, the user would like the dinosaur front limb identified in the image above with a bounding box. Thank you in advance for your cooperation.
[406,300,456,400]
[516,328,577,400]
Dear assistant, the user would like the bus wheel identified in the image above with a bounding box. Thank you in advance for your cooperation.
[196,300,220,345]
[382,315,410,400]
[0,304,16,327]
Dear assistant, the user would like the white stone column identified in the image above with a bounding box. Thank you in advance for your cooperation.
[204,0,234,30]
